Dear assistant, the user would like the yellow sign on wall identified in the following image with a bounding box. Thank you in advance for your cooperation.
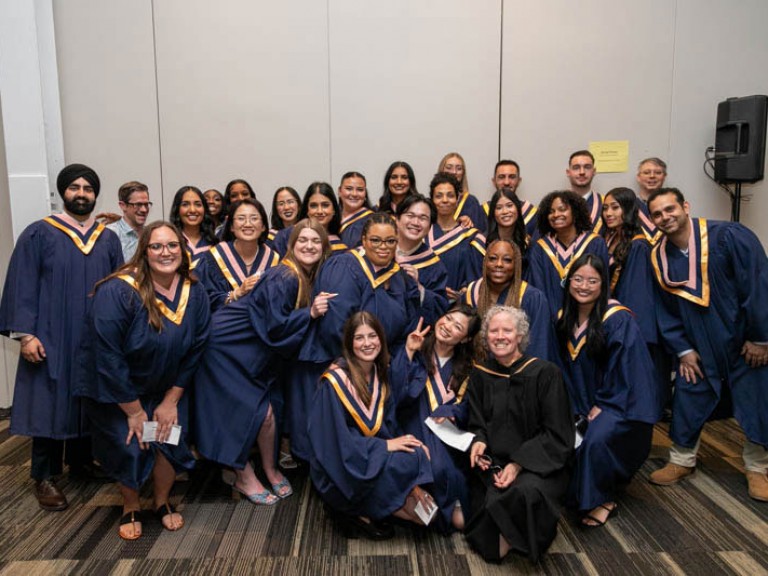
[589,140,629,173]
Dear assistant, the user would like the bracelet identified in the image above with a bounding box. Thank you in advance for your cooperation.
[226,290,239,305]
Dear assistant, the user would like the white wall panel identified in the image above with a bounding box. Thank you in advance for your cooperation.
[670,0,768,240]
[500,0,675,208]
[53,1,162,216]
[152,0,330,211]
[328,0,502,204]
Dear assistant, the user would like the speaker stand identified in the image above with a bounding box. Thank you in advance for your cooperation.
[731,182,742,222]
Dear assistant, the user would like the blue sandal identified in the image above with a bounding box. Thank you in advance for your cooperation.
[232,483,278,506]
[271,477,293,499]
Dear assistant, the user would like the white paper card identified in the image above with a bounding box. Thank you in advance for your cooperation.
[425,417,475,452]
[141,422,181,445]
[575,430,584,450]
[414,498,438,525]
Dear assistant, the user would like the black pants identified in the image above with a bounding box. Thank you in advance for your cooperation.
[31,436,92,481]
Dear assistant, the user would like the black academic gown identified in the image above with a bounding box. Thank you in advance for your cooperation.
[465,355,574,563]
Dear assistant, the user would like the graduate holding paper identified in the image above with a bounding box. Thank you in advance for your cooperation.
[394,304,481,533]
[75,222,211,541]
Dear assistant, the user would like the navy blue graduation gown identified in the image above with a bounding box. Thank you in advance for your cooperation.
[340,208,373,248]
[583,191,604,235]
[309,362,433,520]
[194,241,280,311]
[184,234,215,268]
[483,198,539,239]
[465,356,574,562]
[454,192,487,234]
[392,349,470,532]
[651,219,768,447]
[526,232,609,319]
[194,263,312,468]
[0,217,123,438]
[288,250,421,461]
[426,225,485,294]
[75,274,211,489]
[634,197,663,245]
[396,243,450,326]
[273,225,348,258]
[464,279,558,363]
[562,304,657,511]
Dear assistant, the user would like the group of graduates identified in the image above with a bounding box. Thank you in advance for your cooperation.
[1,151,767,564]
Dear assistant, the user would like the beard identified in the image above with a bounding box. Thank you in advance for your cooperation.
[63,197,96,216]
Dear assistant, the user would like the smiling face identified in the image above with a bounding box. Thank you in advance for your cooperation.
[602,194,623,230]
[442,155,464,183]
[637,161,666,195]
[432,182,458,218]
[486,312,523,365]
[548,197,574,233]
[121,190,151,228]
[648,192,690,238]
[362,222,397,267]
[147,225,183,281]
[568,263,602,307]
[485,241,516,289]
[179,190,204,229]
[231,203,265,243]
[275,189,299,226]
[352,323,382,364]
[494,196,519,229]
[292,227,323,270]
[434,311,471,348]
[388,167,410,199]
[397,200,431,244]
[204,190,223,217]
[493,164,520,193]
[307,192,334,228]
[339,176,367,213]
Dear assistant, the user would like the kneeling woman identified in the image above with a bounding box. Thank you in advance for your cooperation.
[194,219,332,504]
[76,221,211,540]
[556,254,657,527]
[309,312,436,539]
[396,304,481,532]
[466,306,573,562]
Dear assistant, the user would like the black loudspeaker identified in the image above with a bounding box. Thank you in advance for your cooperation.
[714,95,768,183]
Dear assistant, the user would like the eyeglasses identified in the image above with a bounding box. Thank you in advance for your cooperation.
[148,241,182,254]
[366,237,398,248]
[570,275,601,287]
[276,199,297,208]
[476,454,503,474]
[125,201,153,210]
[233,215,262,225]
[401,212,431,224]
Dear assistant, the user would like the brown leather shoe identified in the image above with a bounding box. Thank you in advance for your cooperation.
[35,478,69,511]
[649,463,695,486]
[746,471,768,502]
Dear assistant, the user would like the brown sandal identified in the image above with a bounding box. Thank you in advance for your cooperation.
[118,510,144,540]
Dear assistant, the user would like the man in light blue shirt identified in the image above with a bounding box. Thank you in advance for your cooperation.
[107,181,152,260]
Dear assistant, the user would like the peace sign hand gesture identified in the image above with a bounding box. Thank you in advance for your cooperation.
[405,317,431,360]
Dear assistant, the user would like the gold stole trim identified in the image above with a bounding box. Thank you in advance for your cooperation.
[472,362,507,378]
[117,274,191,326]
[340,209,373,233]
[325,370,385,437]
[398,248,441,270]
[281,259,302,309]
[588,193,604,234]
[452,192,470,220]
[567,305,630,360]
[209,246,240,290]
[351,250,401,288]
[512,357,537,375]
[650,219,710,306]
[330,237,349,252]
[537,233,600,278]
[43,217,105,255]
[522,202,538,226]
[431,227,477,256]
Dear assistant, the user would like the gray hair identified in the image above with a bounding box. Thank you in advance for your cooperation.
[480,305,530,354]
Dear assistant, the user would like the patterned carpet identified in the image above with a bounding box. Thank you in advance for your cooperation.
[0,417,767,576]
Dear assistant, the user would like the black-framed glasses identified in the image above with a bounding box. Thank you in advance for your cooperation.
[366,237,398,248]
[125,201,153,210]
[476,454,503,474]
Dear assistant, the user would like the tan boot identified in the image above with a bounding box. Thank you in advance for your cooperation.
[746,471,768,502]
[649,463,695,486]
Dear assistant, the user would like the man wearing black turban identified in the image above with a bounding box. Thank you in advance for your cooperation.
[0,163,123,511]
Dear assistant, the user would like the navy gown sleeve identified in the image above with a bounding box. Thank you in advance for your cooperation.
[728,224,768,343]
[613,239,657,344]
[273,227,292,258]
[521,284,558,363]
[0,223,44,335]
[175,282,211,389]
[194,250,229,311]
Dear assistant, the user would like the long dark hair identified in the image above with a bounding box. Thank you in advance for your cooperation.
[378,161,418,213]
[537,190,592,238]
[221,198,270,243]
[421,303,480,392]
[341,311,390,405]
[486,187,528,256]
[478,239,524,315]
[602,187,642,271]
[555,253,609,362]
[170,186,218,245]
[95,221,195,331]
[297,182,342,235]
[270,186,301,230]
